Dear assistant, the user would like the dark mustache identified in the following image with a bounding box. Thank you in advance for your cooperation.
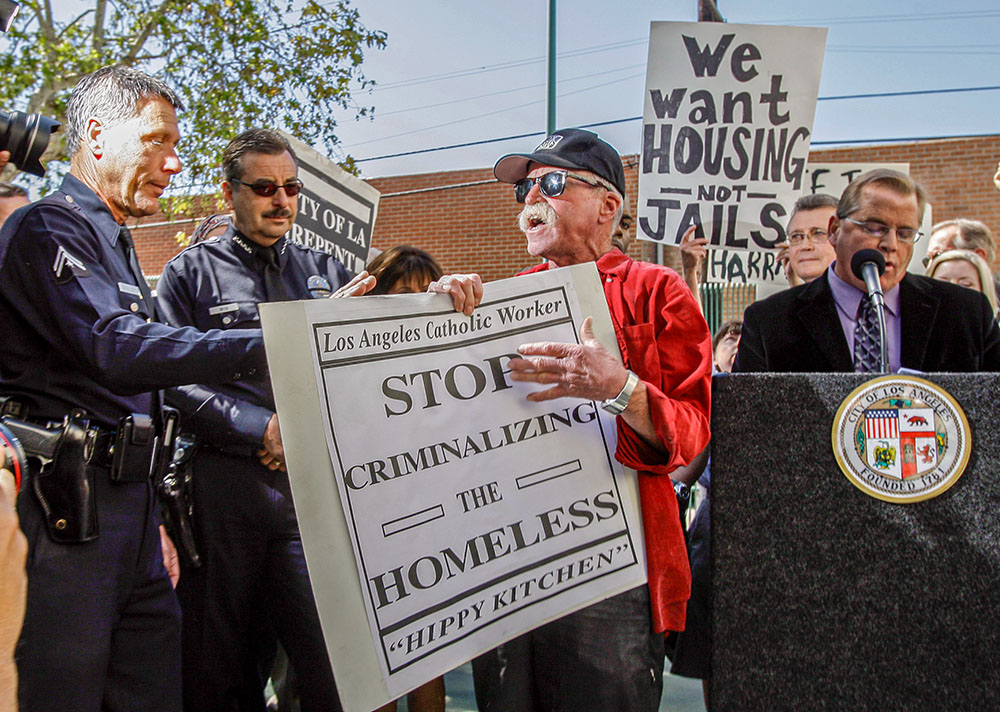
[262,209,292,218]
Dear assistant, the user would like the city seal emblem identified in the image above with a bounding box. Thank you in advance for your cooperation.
[831,375,971,503]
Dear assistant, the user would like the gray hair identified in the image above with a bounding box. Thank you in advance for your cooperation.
[580,171,625,237]
[65,66,184,158]
[789,192,838,223]
[930,218,995,263]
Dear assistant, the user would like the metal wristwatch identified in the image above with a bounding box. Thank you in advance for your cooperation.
[600,370,639,415]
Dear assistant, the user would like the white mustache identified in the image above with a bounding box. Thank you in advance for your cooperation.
[518,202,557,233]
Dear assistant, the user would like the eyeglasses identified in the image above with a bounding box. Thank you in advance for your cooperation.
[514,170,606,203]
[787,228,828,246]
[234,179,304,197]
[842,217,922,243]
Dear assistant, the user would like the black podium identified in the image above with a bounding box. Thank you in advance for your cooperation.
[710,373,1000,711]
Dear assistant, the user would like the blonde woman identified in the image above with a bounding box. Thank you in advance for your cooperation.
[926,249,999,317]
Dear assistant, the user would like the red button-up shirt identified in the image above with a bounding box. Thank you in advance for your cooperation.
[519,249,712,632]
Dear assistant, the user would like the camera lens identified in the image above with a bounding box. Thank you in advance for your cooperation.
[0,110,60,177]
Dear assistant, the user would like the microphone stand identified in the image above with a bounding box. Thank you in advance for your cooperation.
[860,266,890,374]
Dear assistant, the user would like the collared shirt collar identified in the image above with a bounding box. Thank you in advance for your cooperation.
[228,227,288,270]
[595,248,631,280]
[827,262,901,318]
[59,173,125,249]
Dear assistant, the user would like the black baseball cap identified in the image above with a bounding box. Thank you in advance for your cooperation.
[494,128,626,198]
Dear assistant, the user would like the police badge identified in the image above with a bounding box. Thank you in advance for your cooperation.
[832,375,971,503]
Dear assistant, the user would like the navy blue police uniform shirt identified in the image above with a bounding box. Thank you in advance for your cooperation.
[157,225,350,448]
[0,174,266,428]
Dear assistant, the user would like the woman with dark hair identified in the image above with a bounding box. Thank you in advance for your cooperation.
[367,245,444,295]
[368,244,447,712]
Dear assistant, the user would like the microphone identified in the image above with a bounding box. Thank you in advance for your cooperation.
[851,249,886,304]
[850,248,889,373]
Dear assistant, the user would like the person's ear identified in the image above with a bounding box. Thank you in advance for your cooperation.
[85,118,104,159]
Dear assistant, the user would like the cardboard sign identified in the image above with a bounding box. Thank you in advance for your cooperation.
[638,22,826,250]
[260,265,646,711]
[280,131,380,275]
[703,163,912,290]
[700,163,935,287]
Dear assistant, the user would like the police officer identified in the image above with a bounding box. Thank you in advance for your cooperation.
[156,128,373,712]
[0,67,267,712]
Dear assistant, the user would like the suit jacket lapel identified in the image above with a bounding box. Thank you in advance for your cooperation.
[796,275,854,371]
[899,274,939,370]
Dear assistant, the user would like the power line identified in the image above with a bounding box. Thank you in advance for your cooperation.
[354,84,1000,163]
[376,63,645,118]
[367,10,1000,94]
[350,70,644,148]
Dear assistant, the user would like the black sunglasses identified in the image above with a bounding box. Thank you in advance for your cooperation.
[513,170,605,203]
[234,179,304,197]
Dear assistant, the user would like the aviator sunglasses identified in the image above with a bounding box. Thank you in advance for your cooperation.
[234,178,305,197]
[514,170,607,203]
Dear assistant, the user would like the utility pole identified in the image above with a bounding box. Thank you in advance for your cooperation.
[547,0,557,134]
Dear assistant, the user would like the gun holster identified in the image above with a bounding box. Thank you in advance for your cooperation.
[156,434,201,568]
[32,416,99,543]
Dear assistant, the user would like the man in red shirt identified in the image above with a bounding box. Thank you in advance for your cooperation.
[461,128,712,712]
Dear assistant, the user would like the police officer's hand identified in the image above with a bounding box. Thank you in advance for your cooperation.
[332,271,377,298]
[158,525,179,589]
[257,414,286,472]
[426,273,483,316]
[0,151,9,174]
[0,468,27,709]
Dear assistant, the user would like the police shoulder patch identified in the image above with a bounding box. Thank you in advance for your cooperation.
[52,245,91,282]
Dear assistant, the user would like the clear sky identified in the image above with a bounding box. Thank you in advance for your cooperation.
[331,0,1000,179]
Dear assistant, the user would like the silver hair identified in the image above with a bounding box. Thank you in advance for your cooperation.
[930,218,995,263]
[65,66,184,158]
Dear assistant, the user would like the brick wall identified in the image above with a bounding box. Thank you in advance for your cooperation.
[132,134,1000,282]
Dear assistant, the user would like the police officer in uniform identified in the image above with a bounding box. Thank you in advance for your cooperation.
[0,67,267,712]
[156,128,371,712]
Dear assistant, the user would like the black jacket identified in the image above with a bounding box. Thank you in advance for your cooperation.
[733,270,1000,373]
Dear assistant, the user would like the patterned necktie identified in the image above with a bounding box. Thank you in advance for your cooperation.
[853,295,882,373]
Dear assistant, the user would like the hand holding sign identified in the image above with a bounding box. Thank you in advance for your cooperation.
[332,270,377,298]
[426,273,484,316]
[679,225,707,291]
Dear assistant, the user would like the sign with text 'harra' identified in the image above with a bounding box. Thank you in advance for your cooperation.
[703,163,913,292]
[260,265,646,711]
[280,131,379,276]
[638,22,826,249]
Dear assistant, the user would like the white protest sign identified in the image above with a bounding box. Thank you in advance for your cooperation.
[704,163,910,289]
[638,22,826,250]
[280,131,380,275]
[701,163,935,289]
[260,265,646,711]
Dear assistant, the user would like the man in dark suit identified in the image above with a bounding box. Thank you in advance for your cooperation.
[734,169,1000,373]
